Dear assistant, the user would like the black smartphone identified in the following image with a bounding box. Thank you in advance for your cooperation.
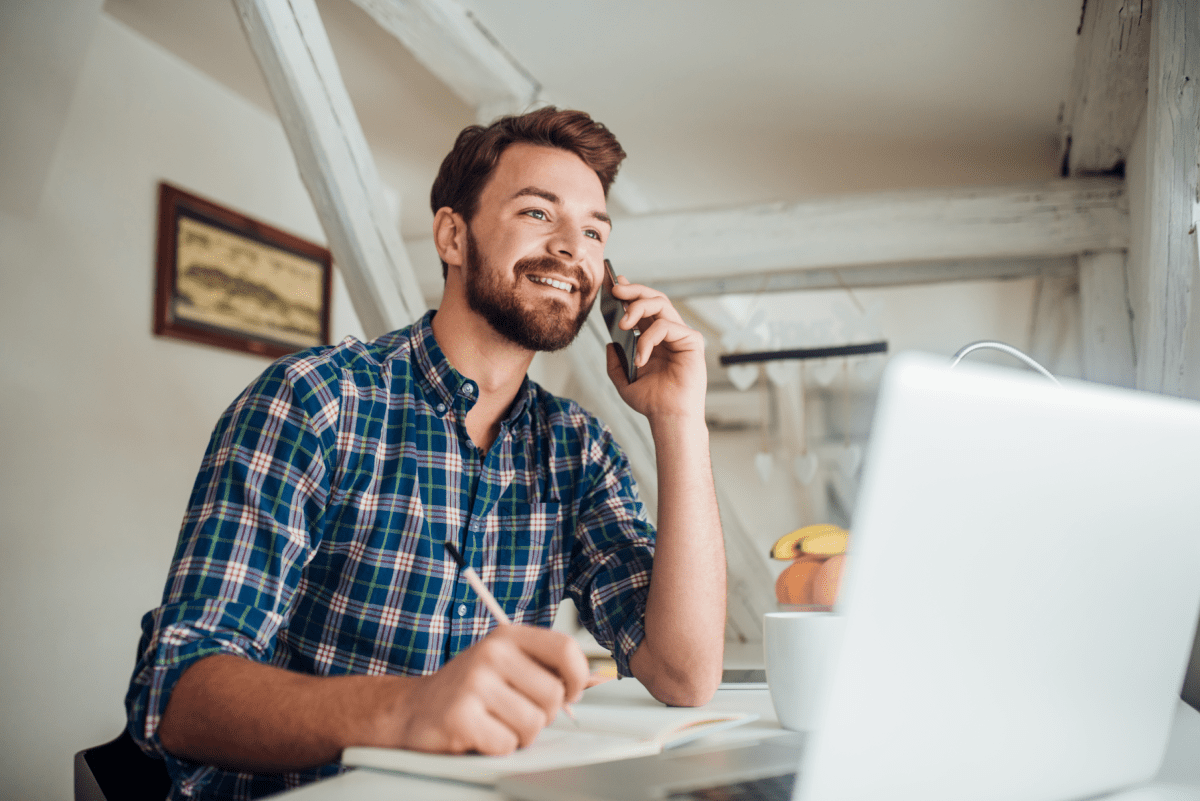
[601,259,639,384]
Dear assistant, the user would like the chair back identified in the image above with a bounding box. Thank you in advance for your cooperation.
[74,729,171,801]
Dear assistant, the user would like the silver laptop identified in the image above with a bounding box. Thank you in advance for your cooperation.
[498,352,1200,801]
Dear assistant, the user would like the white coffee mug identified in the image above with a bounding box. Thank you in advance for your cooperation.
[764,611,844,731]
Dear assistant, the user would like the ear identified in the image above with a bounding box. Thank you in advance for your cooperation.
[433,207,467,272]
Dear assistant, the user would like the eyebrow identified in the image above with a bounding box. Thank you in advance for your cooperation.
[512,186,612,227]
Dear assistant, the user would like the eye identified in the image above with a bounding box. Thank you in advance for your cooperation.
[585,228,603,241]
[522,209,548,221]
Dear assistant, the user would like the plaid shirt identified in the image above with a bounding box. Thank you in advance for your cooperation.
[126,310,654,800]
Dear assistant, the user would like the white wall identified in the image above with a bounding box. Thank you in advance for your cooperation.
[0,15,361,800]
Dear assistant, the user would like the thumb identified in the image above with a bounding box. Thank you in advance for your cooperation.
[605,343,629,389]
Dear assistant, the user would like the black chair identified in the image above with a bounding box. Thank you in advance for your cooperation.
[74,729,172,801]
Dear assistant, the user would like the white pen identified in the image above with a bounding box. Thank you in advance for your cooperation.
[443,540,579,724]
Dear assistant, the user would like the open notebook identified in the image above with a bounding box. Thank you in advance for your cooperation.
[342,702,756,785]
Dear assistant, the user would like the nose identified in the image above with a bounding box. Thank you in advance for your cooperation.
[547,221,588,264]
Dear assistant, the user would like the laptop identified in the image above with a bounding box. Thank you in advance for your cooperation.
[498,351,1200,801]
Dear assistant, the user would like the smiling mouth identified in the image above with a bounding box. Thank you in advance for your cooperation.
[527,275,575,293]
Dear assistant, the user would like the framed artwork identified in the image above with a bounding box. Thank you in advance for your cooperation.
[153,182,332,359]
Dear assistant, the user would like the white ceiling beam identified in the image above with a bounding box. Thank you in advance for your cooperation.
[648,256,1078,298]
[1078,251,1136,388]
[602,178,1128,287]
[1138,0,1199,396]
[1061,0,1152,176]
[348,0,652,214]
[234,0,426,338]
[347,0,538,113]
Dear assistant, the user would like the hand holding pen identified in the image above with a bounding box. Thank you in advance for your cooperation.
[444,541,583,724]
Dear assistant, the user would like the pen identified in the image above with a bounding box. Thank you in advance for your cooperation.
[443,540,579,724]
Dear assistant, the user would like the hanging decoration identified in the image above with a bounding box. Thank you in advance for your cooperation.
[791,363,819,485]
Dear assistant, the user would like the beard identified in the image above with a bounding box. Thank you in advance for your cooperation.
[463,228,596,352]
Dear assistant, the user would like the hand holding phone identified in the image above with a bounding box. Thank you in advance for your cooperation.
[601,259,639,384]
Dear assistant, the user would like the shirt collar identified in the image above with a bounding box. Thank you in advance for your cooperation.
[413,310,534,424]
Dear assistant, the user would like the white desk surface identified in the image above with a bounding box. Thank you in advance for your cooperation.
[274,675,1200,801]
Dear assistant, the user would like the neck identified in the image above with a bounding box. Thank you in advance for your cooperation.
[431,292,535,452]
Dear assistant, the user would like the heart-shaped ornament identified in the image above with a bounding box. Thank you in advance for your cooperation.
[811,360,840,387]
[726,364,759,391]
[793,452,819,485]
[837,444,862,476]
[754,452,774,484]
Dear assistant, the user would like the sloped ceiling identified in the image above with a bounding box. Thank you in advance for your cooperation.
[105,0,1082,240]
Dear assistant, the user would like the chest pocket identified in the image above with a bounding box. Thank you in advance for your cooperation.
[481,501,563,622]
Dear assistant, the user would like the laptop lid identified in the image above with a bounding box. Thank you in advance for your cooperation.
[795,352,1200,801]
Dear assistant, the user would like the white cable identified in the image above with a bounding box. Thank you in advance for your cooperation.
[949,341,1061,386]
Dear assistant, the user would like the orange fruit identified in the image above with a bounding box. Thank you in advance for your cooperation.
[811,554,845,606]
[775,557,824,604]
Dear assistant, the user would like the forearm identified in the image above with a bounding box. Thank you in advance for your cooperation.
[158,654,411,772]
[630,413,725,706]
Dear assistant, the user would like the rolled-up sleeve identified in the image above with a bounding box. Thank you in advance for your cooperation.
[567,424,655,678]
[125,359,335,793]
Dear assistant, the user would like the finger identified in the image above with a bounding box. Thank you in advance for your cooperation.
[469,704,525,755]
[633,318,705,367]
[504,626,591,703]
[480,677,557,750]
[617,292,685,329]
[605,343,630,390]
[586,672,615,688]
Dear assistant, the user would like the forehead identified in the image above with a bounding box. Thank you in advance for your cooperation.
[480,143,606,210]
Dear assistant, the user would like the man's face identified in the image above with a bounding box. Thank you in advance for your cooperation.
[459,143,611,352]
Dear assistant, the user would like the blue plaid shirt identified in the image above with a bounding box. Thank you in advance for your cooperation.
[126,310,654,800]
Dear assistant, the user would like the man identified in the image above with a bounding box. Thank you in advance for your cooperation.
[127,107,725,799]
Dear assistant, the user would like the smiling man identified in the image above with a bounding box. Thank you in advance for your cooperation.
[126,107,726,800]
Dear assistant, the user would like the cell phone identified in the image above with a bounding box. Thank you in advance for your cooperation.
[601,259,639,384]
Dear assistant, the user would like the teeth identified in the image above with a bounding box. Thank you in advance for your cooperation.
[529,275,573,293]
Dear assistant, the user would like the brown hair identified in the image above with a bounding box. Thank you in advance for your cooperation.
[430,107,626,276]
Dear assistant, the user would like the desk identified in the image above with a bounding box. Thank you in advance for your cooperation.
[275,682,1200,801]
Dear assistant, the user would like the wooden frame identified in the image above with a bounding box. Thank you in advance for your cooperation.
[153,182,332,358]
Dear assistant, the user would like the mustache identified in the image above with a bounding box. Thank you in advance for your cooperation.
[515,256,594,298]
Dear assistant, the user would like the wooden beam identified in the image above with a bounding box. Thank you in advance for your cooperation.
[602,179,1129,287]
[347,0,538,113]
[649,256,1077,299]
[234,0,425,338]
[1138,0,1199,396]
[1026,270,1082,379]
[348,0,651,213]
[1078,251,1137,387]
[1062,0,1152,175]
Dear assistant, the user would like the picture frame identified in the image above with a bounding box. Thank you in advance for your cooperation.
[153,182,332,359]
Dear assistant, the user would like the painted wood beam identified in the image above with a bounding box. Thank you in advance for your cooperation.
[602,179,1129,287]
[347,0,538,113]
[1139,0,1199,396]
[648,256,1078,299]
[1061,0,1152,175]
[1078,251,1137,387]
[234,0,425,339]
[347,0,651,214]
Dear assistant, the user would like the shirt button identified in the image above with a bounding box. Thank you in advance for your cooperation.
[457,604,468,617]
[462,383,474,396]
[435,403,446,413]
